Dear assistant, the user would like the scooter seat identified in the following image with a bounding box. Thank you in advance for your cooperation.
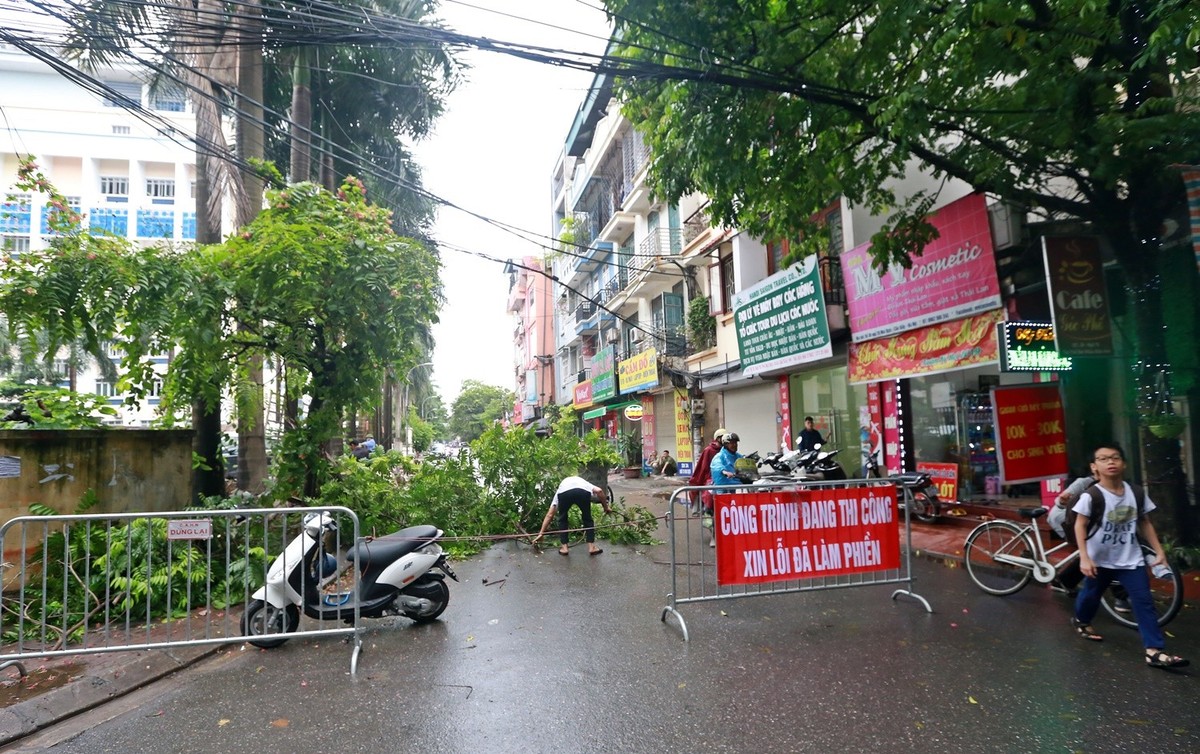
[347,525,440,564]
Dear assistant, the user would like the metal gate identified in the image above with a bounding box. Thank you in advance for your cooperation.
[0,506,363,674]
[661,479,932,640]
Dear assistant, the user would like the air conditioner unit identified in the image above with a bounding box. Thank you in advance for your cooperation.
[604,329,620,344]
[629,330,643,343]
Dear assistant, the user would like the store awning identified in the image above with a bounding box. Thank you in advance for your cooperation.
[582,400,643,421]
[697,360,760,392]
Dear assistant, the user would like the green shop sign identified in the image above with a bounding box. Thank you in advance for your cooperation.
[997,321,1073,372]
[733,256,832,377]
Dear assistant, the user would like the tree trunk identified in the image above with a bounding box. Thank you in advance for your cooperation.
[1106,182,1192,543]
[191,151,224,501]
[289,51,312,183]
[235,0,268,493]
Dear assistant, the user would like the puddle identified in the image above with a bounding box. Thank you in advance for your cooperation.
[0,661,83,708]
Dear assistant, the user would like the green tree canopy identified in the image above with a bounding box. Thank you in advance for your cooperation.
[449,380,515,443]
[605,0,1200,537]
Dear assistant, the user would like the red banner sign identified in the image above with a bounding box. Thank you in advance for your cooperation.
[714,486,901,586]
[916,462,959,501]
[990,383,1069,484]
[848,309,1003,384]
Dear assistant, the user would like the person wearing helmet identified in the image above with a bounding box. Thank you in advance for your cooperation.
[708,432,746,488]
[687,427,727,515]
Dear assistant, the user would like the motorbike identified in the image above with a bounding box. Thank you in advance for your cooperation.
[863,454,942,523]
[242,511,458,648]
[793,444,848,481]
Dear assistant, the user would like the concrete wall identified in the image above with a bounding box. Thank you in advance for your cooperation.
[0,429,194,530]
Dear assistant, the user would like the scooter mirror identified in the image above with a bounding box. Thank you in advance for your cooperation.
[303,512,332,538]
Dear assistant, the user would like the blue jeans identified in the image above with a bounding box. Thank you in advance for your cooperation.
[1074,565,1163,648]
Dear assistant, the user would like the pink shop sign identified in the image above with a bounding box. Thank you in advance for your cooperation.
[841,193,1002,343]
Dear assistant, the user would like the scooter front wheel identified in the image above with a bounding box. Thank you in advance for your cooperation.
[400,578,450,623]
[242,600,300,648]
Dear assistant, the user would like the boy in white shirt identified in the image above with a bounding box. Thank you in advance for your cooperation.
[1071,444,1186,668]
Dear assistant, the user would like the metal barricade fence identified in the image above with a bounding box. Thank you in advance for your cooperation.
[0,506,363,675]
[661,478,932,640]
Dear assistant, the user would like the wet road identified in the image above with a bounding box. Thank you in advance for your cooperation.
[12,521,1198,754]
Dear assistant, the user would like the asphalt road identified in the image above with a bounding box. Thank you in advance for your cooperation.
[9,527,1198,754]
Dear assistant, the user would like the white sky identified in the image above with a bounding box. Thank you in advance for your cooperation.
[416,1,611,404]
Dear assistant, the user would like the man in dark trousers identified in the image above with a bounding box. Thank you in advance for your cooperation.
[533,476,612,556]
[687,428,726,515]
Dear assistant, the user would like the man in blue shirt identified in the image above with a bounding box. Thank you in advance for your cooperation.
[708,432,745,486]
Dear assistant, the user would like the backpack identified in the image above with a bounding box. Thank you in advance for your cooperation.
[1063,482,1145,547]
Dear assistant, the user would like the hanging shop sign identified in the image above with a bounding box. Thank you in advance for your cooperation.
[841,193,1002,343]
[997,321,1073,372]
[572,380,593,409]
[591,345,617,402]
[1042,236,1114,356]
[732,257,832,377]
[624,404,644,421]
[673,389,693,476]
[618,347,659,394]
[848,308,1003,384]
[990,383,1069,484]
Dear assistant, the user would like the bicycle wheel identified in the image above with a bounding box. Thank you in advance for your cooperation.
[1098,543,1184,629]
[964,520,1035,595]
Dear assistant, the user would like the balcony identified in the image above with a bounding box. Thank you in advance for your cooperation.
[575,300,599,335]
[621,129,653,213]
[506,277,527,314]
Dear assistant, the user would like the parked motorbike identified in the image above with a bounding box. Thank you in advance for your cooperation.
[242,511,458,648]
[793,444,847,481]
[863,454,942,523]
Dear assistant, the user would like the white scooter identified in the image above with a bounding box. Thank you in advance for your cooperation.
[242,511,458,648]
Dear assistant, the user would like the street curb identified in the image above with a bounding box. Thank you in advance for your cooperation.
[0,644,219,745]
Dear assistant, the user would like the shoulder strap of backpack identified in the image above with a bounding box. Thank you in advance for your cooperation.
[1082,486,1105,540]
[1129,482,1146,519]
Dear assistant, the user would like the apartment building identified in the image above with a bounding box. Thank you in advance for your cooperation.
[505,256,556,426]
[550,57,1130,502]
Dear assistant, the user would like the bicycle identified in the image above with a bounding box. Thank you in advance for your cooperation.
[963,505,1183,628]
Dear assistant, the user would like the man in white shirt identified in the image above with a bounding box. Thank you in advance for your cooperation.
[533,476,612,556]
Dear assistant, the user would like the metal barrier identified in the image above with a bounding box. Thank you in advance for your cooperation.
[0,506,363,674]
[661,479,932,640]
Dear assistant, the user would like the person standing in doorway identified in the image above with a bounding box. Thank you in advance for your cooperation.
[533,476,612,556]
[798,416,825,452]
[688,428,726,515]
[1071,443,1187,668]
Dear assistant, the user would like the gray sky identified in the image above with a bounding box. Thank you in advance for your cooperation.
[416,1,610,403]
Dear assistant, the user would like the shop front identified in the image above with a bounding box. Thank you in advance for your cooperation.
[729,254,838,460]
[843,193,1010,500]
[786,359,867,474]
